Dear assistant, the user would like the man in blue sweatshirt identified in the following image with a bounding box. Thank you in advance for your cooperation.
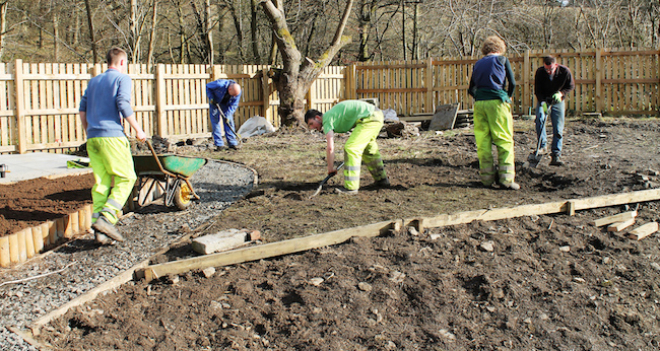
[79,47,147,244]
[468,36,518,190]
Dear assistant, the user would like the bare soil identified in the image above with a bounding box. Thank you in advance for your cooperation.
[0,175,94,237]
[21,118,660,349]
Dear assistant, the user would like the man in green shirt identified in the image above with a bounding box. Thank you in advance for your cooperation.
[305,100,389,195]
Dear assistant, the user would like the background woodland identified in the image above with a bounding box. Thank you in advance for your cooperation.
[0,0,658,66]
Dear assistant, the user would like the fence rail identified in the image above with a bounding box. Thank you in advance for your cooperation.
[0,48,658,154]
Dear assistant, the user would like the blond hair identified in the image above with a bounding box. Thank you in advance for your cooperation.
[481,36,506,56]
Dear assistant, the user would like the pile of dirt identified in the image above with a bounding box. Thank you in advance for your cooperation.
[0,175,94,236]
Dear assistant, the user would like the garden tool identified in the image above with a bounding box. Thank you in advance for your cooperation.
[310,162,344,198]
[527,102,551,168]
[214,102,239,137]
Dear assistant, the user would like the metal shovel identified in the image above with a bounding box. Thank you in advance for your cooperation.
[309,162,344,198]
[527,102,551,168]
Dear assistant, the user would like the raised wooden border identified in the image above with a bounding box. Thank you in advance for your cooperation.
[0,204,92,268]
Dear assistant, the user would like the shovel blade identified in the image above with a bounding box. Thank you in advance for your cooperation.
[527,153,543,168]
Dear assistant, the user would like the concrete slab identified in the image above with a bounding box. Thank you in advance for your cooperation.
[0,153,92,184]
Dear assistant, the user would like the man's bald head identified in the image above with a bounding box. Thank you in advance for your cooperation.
[228,83,241,97]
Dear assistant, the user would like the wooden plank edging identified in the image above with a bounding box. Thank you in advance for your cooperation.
[138,188,660,283]
[0,204,93,268]
[412,188,660,231]
[139,220,400,282]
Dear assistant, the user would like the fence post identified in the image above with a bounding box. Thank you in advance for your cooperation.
[345,64,356,100]
[523,50,530,116]
[426,57,434,113]
[13,59,26,154]
[595,48,603,114]
[155,64,167,137]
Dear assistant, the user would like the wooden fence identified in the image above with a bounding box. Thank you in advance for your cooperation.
[347,48,660,117]
[0,48,658,154]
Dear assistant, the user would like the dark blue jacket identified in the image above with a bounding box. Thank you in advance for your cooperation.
[468,55,516,102]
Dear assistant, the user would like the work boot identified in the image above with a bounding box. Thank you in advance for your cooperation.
[501,182,520,190]
[95,231,113,245]
[92,216,124,242]
[215,145,228,151]
[375,178,390,187]
[550,154,564,166]
[228,144,241,150]
[335,187,358,195]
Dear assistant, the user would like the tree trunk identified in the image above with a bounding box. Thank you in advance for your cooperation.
[261,0,354,127]
[147,0,158,65]
[177,1,186,64]
[83,0,98,64]
[401,0,406,61]
[53,12,59,61]
[129,0,141,63]
[0,1,7,61]
[205,0,213,65]
[250,0,260,62]
[229,0,245,61]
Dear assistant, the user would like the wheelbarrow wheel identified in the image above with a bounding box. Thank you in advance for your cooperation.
[174,182,193,210]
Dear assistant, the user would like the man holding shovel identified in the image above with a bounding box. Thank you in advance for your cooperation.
[206,79,241,151]
[305,100,389,195]
[534,55,575,166]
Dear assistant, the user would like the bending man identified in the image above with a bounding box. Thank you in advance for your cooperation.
[305,100,389,195]
[534,55,575,166]
[206,79,242,151]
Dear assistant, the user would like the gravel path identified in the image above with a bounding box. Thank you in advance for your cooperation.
[0,159,255,350]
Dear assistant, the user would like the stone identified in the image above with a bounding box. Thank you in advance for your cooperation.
[202,267,216,278]
[480,241,494,252]
[358,282,373,292]
[192,229,249,255]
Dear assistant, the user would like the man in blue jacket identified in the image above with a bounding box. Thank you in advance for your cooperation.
[79,47,147,244]
[206,79,241,150]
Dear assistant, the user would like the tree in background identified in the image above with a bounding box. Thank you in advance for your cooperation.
[261,0,354,126]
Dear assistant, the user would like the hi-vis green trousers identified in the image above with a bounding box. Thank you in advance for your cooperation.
[473,100,516,186]
[343,110,388,190]
[87,137,136,225]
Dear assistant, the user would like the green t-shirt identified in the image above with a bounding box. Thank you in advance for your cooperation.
[322,100,376,134]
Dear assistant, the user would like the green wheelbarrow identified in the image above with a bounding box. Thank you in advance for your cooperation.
[133,141,208,210]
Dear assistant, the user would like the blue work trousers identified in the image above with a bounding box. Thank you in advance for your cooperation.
[210,106,238,147]
[535,100,565,156]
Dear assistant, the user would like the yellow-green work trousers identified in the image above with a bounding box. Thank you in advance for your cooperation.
[473,100,515,186]
[87,137,136,225]
[343,110,387,191]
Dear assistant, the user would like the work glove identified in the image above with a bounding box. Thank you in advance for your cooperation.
[541,101,549,115]
[552,92,562,104]
[328,169,338,176]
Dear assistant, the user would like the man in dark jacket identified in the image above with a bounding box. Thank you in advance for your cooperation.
[534,55,575,166]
